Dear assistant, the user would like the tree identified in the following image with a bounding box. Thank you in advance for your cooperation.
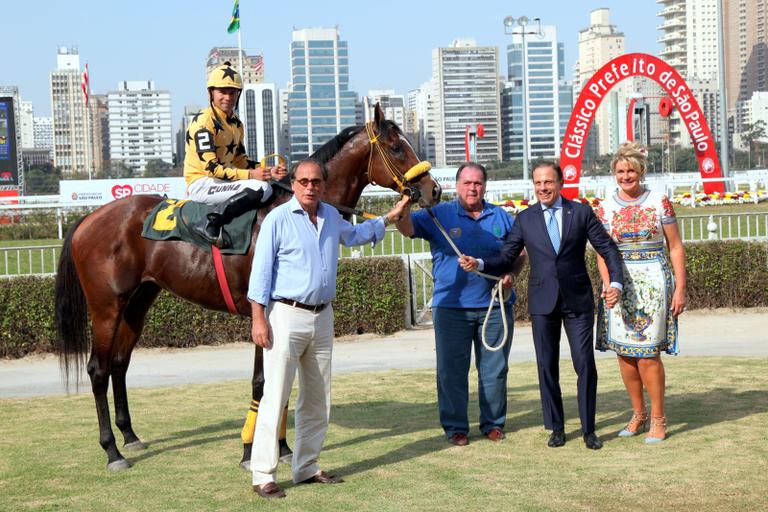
[144,159,180,177]
[24,163,61,195]
[97,161,134,179]
[740,120,767,169]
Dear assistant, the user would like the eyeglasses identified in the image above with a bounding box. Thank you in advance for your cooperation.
[294,178,324,188]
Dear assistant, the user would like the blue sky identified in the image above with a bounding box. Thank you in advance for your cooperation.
[2,0,661,123]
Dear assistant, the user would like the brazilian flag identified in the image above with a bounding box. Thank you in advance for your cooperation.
[227,0,240,33]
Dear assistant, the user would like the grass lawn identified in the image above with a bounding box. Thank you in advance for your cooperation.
[1,357,765,511]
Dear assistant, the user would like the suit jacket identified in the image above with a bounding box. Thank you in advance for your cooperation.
[484,196,623,315]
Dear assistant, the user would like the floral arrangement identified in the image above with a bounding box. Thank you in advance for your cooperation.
[497,188,768,213]
[671,189,768,207]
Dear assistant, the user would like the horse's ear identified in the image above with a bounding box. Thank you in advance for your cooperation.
[374,102,385,125]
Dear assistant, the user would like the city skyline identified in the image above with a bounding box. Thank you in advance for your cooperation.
[3,0,662,124]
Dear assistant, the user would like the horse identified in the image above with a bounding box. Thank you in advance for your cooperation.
[55,104,442,471]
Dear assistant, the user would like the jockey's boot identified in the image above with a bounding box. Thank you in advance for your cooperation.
[193,188,272,245]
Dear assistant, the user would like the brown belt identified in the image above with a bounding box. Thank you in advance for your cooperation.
[276,298,328,313]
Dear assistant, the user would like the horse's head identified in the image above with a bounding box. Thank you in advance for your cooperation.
[364,104,442,208]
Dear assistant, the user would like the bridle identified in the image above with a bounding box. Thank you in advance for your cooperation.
[364,122,432,203]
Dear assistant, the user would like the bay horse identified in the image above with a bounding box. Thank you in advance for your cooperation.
[55,105,441,471]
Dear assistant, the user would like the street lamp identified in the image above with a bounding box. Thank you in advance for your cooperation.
[504,15,542,182]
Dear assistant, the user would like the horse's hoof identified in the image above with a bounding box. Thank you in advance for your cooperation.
[239,460,251,471]
[124,441,147,451]
[107,459,132,472]
[278,453,292,464]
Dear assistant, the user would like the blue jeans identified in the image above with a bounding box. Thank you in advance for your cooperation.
[432,305,514,436]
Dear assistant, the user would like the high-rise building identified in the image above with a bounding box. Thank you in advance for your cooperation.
[363,90,405,127]
[107,80,172,174]
[432,39,501,167]
[206,47,264,85]
[575,8,625,157]
[656,0,720,147]
[287,27,358,161]
[175,104,201,166]
[19,100,34,149]
[735,90,768,150]
[241,83,279,162]
[656,0,688,75]
[33,117,53,149]
[50,46,91,176]
[503,26,571,161]
[418,81,441,163]
[725,0,768,128]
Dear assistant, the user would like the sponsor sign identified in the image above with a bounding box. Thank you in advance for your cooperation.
[560,53,725,198]
[60,177,187,205]
[0,97,19,187]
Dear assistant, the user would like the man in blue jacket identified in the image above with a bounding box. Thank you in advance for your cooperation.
[460,161,623,450]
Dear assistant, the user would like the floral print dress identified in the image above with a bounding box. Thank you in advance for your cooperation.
[595,188,679,357]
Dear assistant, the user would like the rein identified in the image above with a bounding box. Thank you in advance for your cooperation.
[426,208,512,352]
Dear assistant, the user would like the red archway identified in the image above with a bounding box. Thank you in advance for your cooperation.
[559,53,725,199]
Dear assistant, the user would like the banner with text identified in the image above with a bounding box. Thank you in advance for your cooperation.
[560,53,724,198]
[59,177,187,205]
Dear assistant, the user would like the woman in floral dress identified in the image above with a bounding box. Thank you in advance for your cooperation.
[595,141,687,443]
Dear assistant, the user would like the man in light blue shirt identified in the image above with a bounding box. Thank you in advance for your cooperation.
[247,159,409,499]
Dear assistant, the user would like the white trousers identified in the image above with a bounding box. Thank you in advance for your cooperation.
[186,177,271,204]
[251,301,334,485]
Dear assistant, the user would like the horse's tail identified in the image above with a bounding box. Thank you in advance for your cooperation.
[55,216,90,388]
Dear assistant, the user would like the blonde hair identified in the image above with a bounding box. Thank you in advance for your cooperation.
[611,141,647,179]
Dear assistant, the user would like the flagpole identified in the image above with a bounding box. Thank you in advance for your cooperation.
[237,25,244,83]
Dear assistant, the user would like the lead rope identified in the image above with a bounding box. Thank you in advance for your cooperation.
[427,209,511,352]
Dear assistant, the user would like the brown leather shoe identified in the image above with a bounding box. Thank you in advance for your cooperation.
[447,433,469,446]
[253,482,286,499]
[299,470,344,484]
[484,428,505,441]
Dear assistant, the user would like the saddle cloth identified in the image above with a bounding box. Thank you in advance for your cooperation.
[141,198,258,255]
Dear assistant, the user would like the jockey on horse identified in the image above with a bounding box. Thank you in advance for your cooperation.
[184,61,288,244]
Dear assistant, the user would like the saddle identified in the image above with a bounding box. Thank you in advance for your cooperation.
[141,198,258,255]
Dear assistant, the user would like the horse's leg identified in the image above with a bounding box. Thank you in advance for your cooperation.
[239,346,293,470]
[87,309,130,471]
[112,283,161,451]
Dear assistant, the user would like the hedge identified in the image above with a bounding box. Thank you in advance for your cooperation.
[507,240,768,321]
[0,256,407,359]
[1,241,767,359]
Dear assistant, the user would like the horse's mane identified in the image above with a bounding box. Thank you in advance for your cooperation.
[310,121,402,165]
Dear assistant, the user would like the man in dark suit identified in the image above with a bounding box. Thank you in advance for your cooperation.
[459,161,623,450]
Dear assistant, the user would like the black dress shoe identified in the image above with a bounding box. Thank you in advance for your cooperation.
[299,470,344,484]
[548,429,566,448]
[583,432,603,450]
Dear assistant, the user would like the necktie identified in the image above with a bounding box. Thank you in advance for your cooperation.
[546,208,560,253]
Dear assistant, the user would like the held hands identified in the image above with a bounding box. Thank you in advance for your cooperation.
[602,285,621,309]
[501,273,514,289]
[251,316,273,349]
[458,255,478,272]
